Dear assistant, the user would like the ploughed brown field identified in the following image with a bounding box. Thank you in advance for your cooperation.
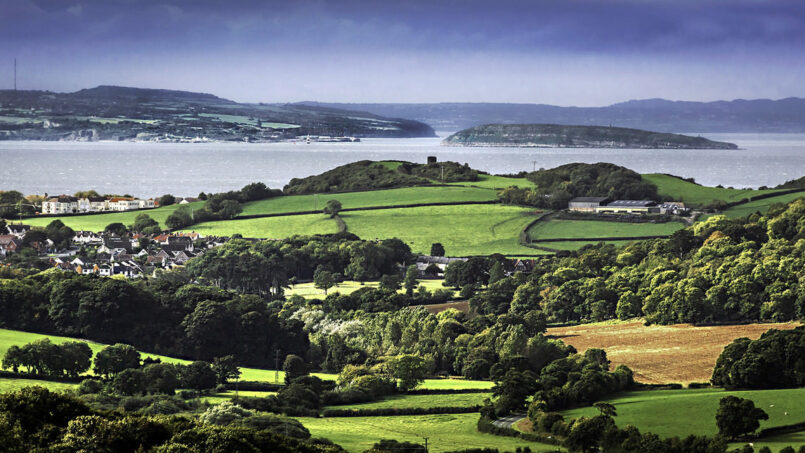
[547,320,801,385]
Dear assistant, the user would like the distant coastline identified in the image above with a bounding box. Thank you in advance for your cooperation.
[443,124,739,150]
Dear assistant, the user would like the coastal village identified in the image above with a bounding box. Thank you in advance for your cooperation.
[0,191,691,280]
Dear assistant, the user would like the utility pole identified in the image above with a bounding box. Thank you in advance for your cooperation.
[422,437,429,452]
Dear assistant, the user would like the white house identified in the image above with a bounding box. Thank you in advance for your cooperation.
[42,195,79,214]
[108,198,141,211]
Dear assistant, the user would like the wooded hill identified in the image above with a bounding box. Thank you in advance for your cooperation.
[443,124,738,149]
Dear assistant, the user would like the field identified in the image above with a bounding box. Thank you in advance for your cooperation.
[527,219,684,241]
[239,186,497,216]
[325,392,490,410]
[547,320,801,384]
[296,413,559,452]
[724,192,805,218]
[642,173,780,207]
[180,213,338,238]
[287,279,454,299]
[341,204,545,256]
[560,387,805,441]
[0,376,77,392]
[447,174,537,190]
[23,202,204,231]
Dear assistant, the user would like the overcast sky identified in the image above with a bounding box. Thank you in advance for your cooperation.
[1,0,804,105]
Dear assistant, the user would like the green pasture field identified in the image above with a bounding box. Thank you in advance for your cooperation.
[560,388,805,440]
[238,186,497,216]
[642,173,779,207]
[0,377,77,392]
[296,413,559,453]
[723,192,805,218]
[23,202,204,232]
[527,219,684,241]
[325,392,490,411]
[200,390,277,405]
[448,174,537,190]
[197,113,258,125]
[341,204,544,256]
[262,122,300,129]
[741,431,805,451]
[287,279,454,299]
[418,379,494,390]
[180,213,338,238]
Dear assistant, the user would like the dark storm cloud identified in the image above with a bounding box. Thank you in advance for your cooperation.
[1,0,804,103]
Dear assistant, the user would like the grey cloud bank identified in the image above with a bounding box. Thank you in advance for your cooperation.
[1,0,803,105]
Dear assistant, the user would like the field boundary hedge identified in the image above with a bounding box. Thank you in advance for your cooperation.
[533,235,670,243]
[322,405,481,417]
[406,388,492,395]
[223,381,283,391]
[721,187,805,209]
[234,200,499,220]
[756,420,805,439]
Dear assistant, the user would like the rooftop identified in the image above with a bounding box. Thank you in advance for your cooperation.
[570,197,610,203]
[607,200,656,207]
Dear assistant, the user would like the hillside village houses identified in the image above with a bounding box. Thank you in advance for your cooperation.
[41,195,157,214]
[1,218,227,278]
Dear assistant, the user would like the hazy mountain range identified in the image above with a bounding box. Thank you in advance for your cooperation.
[299,98,805,133]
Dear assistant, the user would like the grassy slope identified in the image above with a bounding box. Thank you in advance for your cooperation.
[296,413,559,453]
[287,279,454,299]
[0,376,77,392]
[527,219,684,241]
[239,186,497,216]
[642,174,779,207]
[22,202,204,231]
[325,393,490,410]
[180,214,338,238]
[447,174,537,190]
[561,388,805,439]
[341,204,545,256]
[723,192,805,218]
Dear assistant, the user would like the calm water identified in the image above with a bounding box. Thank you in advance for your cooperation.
[1,133,804,197]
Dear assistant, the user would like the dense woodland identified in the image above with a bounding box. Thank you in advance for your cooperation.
[283,160,478,195]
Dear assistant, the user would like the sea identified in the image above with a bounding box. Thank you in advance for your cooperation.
[1,133,804,197]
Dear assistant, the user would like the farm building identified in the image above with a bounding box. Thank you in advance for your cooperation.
[595,200,660,214]
[568,197,611,212]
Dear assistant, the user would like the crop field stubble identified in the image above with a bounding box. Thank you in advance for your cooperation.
[547,320,801,384]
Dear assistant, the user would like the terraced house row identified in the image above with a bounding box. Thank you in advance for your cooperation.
[41,195,157,214]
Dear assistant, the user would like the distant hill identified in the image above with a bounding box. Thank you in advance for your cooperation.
[0,86,436,142]
[283,160,479,194]
[299,98,805,133]
[443,124,738,149]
